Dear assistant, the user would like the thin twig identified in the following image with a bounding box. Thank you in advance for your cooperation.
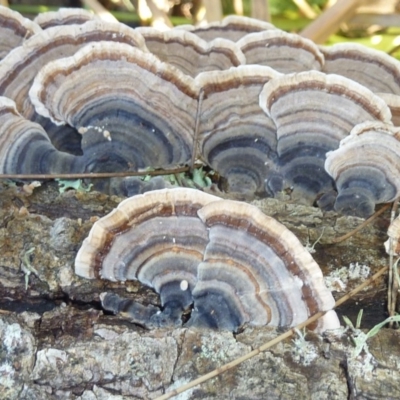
[191,89,204,171]
[388,199,399,326]
[155,265,388,400]
[329,203,391,244]
[388,44,400,56]
[0,167,190,181]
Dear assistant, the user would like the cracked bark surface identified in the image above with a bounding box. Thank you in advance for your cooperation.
[0,181,399,399]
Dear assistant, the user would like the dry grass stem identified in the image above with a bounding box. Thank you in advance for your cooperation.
[330,203,391,244]
[388,199,399,326]
[0,167,190,180]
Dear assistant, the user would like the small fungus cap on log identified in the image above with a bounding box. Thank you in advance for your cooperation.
[0,96,75,174]
[321,43,400,95]
[195,65,281,195]
[259,71,392,204]
[136,27,245,77]
[33,8,99,29]
[325,121,400,217]
[75,188,339,332]
[0,6,41,60]
[29,42,199,172]
[176,15,277,42]
[237,30,324,73]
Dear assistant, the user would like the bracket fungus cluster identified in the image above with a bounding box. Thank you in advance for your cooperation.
[29,42,198,172]
[75,188,339,332]
[259,71,392,206]
[2,11,400,216]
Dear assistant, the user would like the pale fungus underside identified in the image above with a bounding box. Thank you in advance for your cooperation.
[75,188,339,332]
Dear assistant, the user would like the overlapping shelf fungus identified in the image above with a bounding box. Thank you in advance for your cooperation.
[2,10,400,216]
[75,188,340,332]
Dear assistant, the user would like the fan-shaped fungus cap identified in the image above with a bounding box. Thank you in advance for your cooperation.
[33,8,99,29]
[76,188,220,316]
[0,96,75,173]
[0,21,147,120]
[321,43,400,95]
[237,30,324,73]
[177,15,277,42]
[325,121,400,217]
[195,65,282,195]
[0,6,41,60]
[75,188,339,332]
[259,71,392,204]
[29,42,199,172]
[136,27,245,77]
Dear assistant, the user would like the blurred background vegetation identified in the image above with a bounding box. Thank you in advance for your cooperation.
[6,0,400,56]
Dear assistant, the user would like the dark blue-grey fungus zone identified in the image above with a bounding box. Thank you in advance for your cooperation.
[195,65,282,196]
[29,42,200,174]
[75,188,340,332]
[325,121,400,218]
[259,70,393,206]
[0,20,147,155]
[0,96,75,174]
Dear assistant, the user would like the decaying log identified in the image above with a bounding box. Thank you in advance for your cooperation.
[0,181,399,399]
